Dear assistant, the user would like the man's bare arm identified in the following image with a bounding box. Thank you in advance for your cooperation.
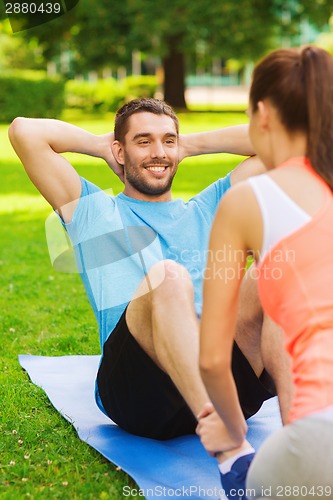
[179,124,254,160]
[9,118,116,220]
[179,124,265,184]
[230,155,266,185]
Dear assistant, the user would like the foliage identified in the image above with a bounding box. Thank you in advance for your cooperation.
[0,72,65,122]
[19,1,333,70]
[65,78,124,113]
[0,29,45,71]
[124,75,158,100]
[65,75,158,113]
[15,0,333,107]
[315,17,333,55]
[316,30,333,54]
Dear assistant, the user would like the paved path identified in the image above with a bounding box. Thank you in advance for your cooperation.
[186,85,249,105]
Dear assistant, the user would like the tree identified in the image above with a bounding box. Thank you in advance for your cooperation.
[75,0,277,107]
[0,25,45,71]
[19,0,333,108]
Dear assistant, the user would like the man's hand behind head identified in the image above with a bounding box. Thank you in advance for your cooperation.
[177,134,188,164]
[100,132,125,183]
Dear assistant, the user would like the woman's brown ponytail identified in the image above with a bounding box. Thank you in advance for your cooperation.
[250,45,333,189]
[301,46,333,189]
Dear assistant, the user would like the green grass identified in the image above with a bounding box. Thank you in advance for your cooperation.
[0,111,247,499]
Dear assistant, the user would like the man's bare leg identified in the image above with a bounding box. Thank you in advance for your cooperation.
[216,270,293,469]
[261,314,293,424]
[234,268,265,377]
[127,260,292,430]
[126,259,209,416]
[234,267,293,424]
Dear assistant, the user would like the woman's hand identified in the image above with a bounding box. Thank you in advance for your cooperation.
[196,403,245,456]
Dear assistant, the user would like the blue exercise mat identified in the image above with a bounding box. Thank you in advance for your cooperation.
[18,354,281,499]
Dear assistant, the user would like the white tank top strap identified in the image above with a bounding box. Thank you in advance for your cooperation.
[247,175,311,262]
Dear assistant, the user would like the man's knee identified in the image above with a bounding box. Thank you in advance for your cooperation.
[149,260,194,303]
[130,259,194,311]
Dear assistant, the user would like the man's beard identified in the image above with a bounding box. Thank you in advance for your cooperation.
[124,153,178,197]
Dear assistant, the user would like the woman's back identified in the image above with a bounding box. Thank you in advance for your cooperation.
[248,157,333,422]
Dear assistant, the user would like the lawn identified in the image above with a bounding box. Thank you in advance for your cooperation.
[0,110,247,499]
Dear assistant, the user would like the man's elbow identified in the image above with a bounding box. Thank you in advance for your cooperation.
[230,155,267,185]
[8,117,30,146]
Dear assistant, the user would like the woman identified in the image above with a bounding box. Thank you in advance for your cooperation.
[197,46,333,499]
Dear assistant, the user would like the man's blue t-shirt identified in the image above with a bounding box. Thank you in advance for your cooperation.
[63,174,231,348]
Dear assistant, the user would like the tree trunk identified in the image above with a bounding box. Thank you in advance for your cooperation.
[162,40,187,109]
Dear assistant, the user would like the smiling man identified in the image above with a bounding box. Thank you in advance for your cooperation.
[113,107,179,200]
[9,98,282,443]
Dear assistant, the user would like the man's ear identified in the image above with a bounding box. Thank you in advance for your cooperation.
[112,140,125,165]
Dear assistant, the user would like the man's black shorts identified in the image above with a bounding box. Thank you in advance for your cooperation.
[97,308,276,440]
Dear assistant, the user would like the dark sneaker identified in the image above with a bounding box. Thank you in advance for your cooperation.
[220,453,255,500]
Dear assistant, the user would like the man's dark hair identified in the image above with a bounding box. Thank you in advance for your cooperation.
[114,98,179,143]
